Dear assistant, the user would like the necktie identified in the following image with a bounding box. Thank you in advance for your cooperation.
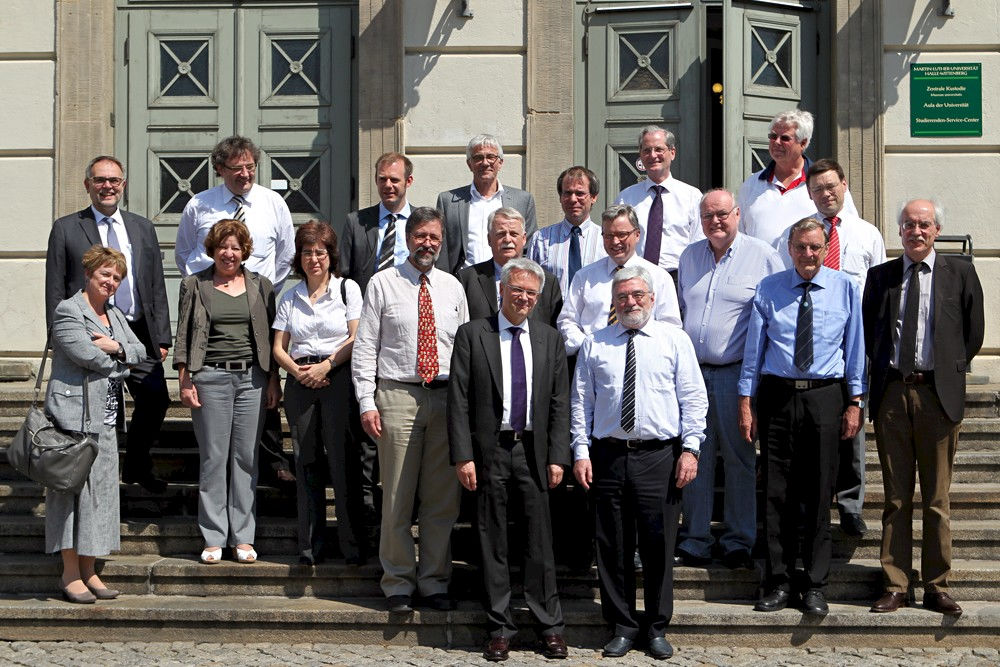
[899,262,923,376]
[102,217,133,315]
[231,195,246,222]
[416,274,439,383]
[509,327,526,433]
[643,184,665,264]
[823,217,841,270]
[567,225,582,287]
[608,265,624,325]
[377,213,396,272]
[620,329,638,432]
[794,282,814,371]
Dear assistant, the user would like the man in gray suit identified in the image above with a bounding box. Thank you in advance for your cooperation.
[436,134,537,274]
[45,155,172,493]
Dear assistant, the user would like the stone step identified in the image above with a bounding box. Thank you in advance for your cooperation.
[862,451,1000,484]
[849,483,1000,521]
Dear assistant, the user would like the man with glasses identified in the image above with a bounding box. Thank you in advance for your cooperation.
[45,155,173,493]
[437,134,537,274]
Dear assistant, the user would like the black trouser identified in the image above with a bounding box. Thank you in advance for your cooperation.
[121,317,170,481]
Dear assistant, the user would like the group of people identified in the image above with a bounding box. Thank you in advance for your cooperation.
[39,108,983,662]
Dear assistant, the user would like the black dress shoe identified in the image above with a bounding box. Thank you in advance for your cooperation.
[298,554,315,566]
[602,636,633,658]
[386,595,412,613]
[839,512,867,536]
[673,549,712,567]
[722,549,754,570]
[647,636,674,660]
[484,636,509,662]
[344,554,366,566]
[124,473,168,494]
[542,633,568,659]
[754,589,791,612]
[800,589,829,616]
[870,591,907,613]
[923,591,963,616]
[418,593,456,611]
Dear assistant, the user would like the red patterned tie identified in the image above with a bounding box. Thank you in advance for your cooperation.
[416,274,439,383]
[823,216,841,270]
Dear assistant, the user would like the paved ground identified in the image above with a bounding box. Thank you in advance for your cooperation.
[0,643,998,666]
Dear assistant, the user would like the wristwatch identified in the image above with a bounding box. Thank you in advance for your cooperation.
[849,399,866,409]
[682,446,700,460]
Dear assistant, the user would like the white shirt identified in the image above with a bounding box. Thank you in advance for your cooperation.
[175,183,296,287]
[527,218,604,295]
[92,206,139,319]
[557,254,681,355]
[272,277,363,360]
[498,311,534,431]
[776,211,886,291]
[616,175,703,271]
[571,319,708,460]
[894,250,936,371]
[465,182,505,268]
[375,202,412,269]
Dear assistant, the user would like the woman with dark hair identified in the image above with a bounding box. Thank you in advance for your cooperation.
[272,220,365,565]
[174,219,279,565]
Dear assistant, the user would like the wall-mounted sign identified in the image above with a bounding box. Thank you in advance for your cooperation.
[910,63,982,137]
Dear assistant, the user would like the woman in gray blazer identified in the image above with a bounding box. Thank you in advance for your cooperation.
[46,246,145,604]
[174,219,280,565]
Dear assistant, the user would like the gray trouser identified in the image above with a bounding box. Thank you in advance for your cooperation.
[191,365,265,547]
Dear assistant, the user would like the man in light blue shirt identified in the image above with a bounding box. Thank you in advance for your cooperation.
[738,218,865,617]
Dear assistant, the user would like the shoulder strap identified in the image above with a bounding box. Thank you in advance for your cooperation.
[340,277,347,305]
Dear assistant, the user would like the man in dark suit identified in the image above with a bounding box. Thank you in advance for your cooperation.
[863,199,984,616]
[45,155,172,493]
[436,134,537,274]
[458,207,562,329]
[449,257,570,662]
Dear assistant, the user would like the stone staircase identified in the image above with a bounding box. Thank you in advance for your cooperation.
[0,381,998,648]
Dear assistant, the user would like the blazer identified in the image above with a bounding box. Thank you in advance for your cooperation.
[436,185,538,274]
[448,315,571,489]
[173,266,277,373]
[45,291,145,433]
[862,253,984,423]
[457,260,563,329]
[45,207,172,359]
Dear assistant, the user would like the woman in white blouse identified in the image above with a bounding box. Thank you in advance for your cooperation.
[272,221,365,565]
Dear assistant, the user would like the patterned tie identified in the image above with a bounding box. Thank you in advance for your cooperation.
[620,329,638,432]
[643,184,665,264]
[231,195,246,222]
[899,262,923,376]
[794,282,814,371]
[416,274,439,383]
[102,217,133,315]
[823,217,841,270]
[377,213,396,272]
[509,327,526,433]
[567,225,582,287]
[608,265,624,325]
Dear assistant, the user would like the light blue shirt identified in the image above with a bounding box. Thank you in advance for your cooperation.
[375,202,412,269]
[678,234,784,365]
[527,218,604,295]
[571,319,707,460]
[738,266,866,397]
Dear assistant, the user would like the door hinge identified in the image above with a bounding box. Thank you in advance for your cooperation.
[582,33,588,59]
[123,37,129,64]
[351,176,357,202]
[110,112,115,128]
[351,34,356,60]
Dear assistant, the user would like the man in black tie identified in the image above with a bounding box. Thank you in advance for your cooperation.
[45,155,172,492]
[864,199,984,616]
[450,257,570,662]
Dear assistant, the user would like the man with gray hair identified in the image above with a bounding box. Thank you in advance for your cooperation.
[615,125,703,284]
[437,134,538,273]
[572,264,706,660]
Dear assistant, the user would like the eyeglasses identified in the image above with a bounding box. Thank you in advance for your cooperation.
[470,154,501,164]
[700,206,737,221]
[614,290,650,304]
[504,285,540,299]
[767,132,797,143]
[790,242,826,254]
[301,250,329,258]
[221,162,257,174]
[602,230,637,241]
[901,221,935,231]
[90,176,124,186]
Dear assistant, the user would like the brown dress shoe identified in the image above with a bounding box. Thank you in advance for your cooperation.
[870,591,907,613]
[923,591,962,616]
[542,633,568,659]
[484,636,510,662]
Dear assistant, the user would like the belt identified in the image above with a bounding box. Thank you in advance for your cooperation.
[597,436,681,450]
[396,378,448,390]
[294,355,329,365]
[499,430,531,444]
[701,360,742,369]
[890,368,934,385]
[204,360,253,372]
[764,375,842,391]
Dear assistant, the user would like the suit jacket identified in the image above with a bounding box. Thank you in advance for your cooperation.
[457,260,563,329]
[448,315,571,489]
[45,291,145,433]
[862,253,984,423]
[436,185,538,274]
[45,207,172,359]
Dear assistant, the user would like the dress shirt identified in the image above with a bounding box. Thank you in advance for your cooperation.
[498,311,534,431]
[175,183,296,286]
[351,260,469,413]
[557,254,681,355]
[92,206,140,319]
[375,202,412,269]
[678,234,784,365]
[571,320,707,460]
[272,277,363,360]
[893,250,936,371]
[527,218,605,295]
[616,175,703,271]
[776,211,886,291]
[738,266,866,397]
[465,182,505,268]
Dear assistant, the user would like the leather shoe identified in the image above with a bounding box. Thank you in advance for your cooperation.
[483,636,509,662]
[923,591,963,616]
[386,595,412,613]
[87,586,120,600]
[418,593,456,611]
[870,591,907,613]
[62,587,97,604]
[754,588,791,612]
[647,636,674,660]
[602,636,633,658]
[673,549,711,567]
[839,511,867,537]
[800,589,829,616]
[542,633,567,659]
[124,473,168,494]
[722,549,753,570]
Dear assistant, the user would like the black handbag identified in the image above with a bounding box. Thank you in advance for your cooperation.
[8,338,98,494]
